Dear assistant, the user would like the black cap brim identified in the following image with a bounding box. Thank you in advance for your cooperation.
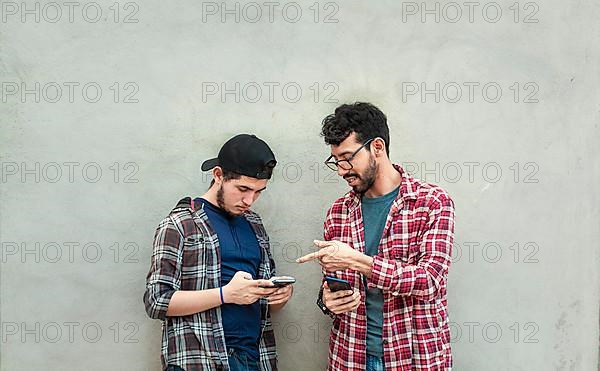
[201,158,219,171]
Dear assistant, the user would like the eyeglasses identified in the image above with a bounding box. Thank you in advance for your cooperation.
[324,138,374,171]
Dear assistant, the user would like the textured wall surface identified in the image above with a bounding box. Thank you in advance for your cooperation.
[1,1,599,370]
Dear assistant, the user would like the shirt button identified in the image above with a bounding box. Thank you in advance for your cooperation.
[392,291,399,296]
[383,339,389,344]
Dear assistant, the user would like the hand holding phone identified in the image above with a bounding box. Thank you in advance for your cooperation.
[322,277,360,315]
[325,276,353,293]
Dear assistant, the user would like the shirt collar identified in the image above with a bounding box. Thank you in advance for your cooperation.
[344,164,418,212]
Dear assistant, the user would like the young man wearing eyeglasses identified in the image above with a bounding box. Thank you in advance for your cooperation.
[144,134,293,371]
[298,103,455,371]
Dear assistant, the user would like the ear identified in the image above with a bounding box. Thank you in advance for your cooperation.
[371,138,386,158]
[212,167,223,184]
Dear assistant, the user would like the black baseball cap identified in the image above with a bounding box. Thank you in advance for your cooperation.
[201,134,277,179]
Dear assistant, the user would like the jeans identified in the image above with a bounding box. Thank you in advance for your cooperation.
[228,347,261,371]
[366,354,384,371]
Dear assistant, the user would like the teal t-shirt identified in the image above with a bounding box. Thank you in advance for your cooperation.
[361,186,399,357]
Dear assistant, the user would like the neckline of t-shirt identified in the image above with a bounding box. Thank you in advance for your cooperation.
[195,197,234,219]
[361,185,400,204]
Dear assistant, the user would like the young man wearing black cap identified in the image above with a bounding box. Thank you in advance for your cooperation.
[144,134,293,371]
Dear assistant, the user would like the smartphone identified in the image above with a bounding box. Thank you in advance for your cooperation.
[259,276,296,288]
[325,276,353,293]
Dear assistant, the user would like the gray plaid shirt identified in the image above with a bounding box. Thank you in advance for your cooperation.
[144,197,278,370]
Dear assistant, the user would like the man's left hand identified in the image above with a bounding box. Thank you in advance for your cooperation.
[267,284,293,306]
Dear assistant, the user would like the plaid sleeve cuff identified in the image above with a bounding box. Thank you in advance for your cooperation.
[144,285,176,320]
[367,256,404,295]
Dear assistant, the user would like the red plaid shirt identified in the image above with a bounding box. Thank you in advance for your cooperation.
[323,165,455,370]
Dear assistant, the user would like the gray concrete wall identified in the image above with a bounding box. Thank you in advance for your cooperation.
[1,0,599,370]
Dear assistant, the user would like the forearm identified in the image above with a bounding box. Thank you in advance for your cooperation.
[351,253,374,278]
[368,194,454,300]
[368,257,448,301]
[166,288,222,317]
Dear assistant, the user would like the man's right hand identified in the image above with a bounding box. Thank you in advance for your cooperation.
[223,271,279,305]
[322,281,361,315]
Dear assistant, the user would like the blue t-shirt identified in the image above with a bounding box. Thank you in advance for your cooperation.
[361,186,400,357]
[196,198,262,361]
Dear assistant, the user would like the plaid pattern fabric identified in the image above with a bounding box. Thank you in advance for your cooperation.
[144,197,278,371]
[323,165,455,371]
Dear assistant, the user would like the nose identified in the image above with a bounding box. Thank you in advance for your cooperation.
[337,166,349,177]
[242,194,253,207]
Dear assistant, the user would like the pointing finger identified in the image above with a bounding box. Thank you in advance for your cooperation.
[296,249,326,263]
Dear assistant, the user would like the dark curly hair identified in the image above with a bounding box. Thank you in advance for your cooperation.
[320,102,390,155]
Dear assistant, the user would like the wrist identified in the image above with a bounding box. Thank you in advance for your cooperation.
[352,253,374,277]
[316,284,334,318]
[221,285,230,304]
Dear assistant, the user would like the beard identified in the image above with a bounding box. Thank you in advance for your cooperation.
[345,155,377,194]
[216,185,241,217]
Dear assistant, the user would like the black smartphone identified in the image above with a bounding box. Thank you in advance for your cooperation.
[325,276,353,293]
[259,276,296,288]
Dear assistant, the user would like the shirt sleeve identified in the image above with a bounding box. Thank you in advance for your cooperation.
[317,207,336,316]
[367,192,455,302]
[323,205,335,242]
[268,241,276,278]
[143,217,183,320]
